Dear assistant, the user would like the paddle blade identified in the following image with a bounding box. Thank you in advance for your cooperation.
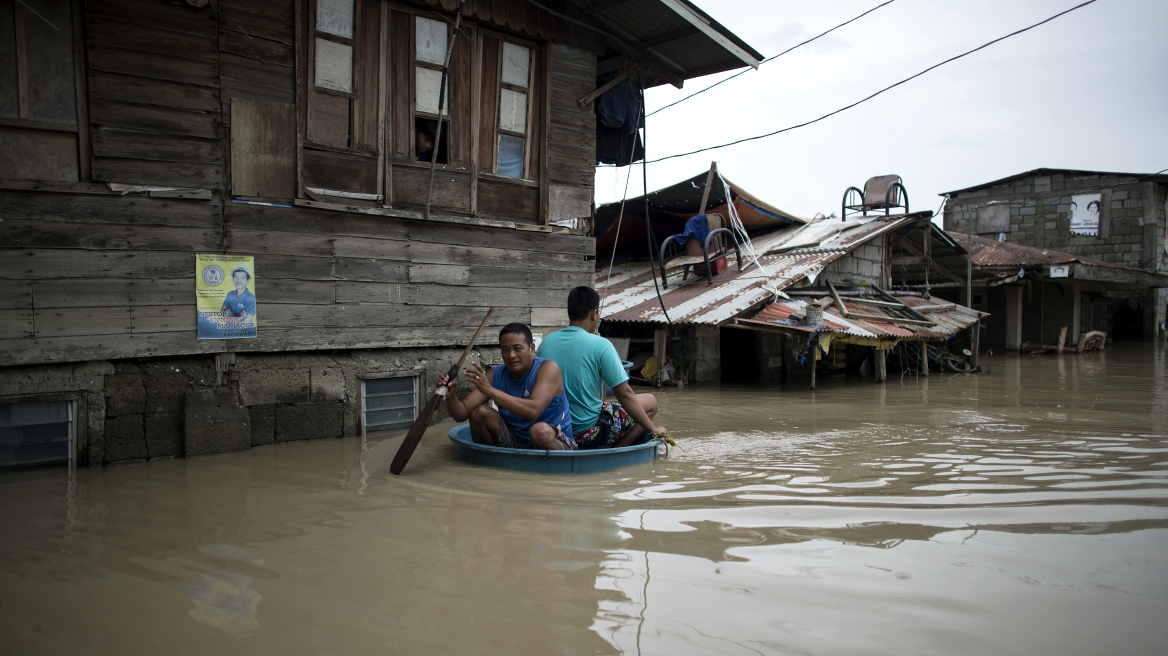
[389,392,444,475]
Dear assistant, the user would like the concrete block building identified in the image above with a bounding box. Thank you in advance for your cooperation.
[942,168,1168,346]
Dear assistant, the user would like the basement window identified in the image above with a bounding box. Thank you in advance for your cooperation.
[0,400,74,469]
[360,373,420,437]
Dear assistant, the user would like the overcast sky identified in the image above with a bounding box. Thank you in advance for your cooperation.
[593,0,1168,220]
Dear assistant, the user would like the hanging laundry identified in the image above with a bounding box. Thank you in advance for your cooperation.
[596,126,644,166]
[596,78,642,133]
[672,214,711,247]
[594,74,645,166]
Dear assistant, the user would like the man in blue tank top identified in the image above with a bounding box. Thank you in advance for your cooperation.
[437,322,576,450]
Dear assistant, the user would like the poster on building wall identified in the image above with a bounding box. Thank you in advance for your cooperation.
[1069,193,1101,236]
[196,254,257,339]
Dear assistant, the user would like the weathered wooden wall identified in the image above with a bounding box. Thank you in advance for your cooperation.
[85,0,223,188]
[0,0,601,369]
[0,187,593,367]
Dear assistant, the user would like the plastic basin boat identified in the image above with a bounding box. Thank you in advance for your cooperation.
[448,424,660,473]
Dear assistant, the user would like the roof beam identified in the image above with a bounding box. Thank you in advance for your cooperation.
[656,0,761,69]
[583,0,634,15]
[635,26,699,50]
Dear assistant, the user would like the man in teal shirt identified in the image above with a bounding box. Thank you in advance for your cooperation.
[537,286,666,449]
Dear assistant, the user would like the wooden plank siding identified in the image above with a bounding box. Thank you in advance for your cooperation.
[84,0,224,188]
[0,185,592,366]
[0,0,602,369]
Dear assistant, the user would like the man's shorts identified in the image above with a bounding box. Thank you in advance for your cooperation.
[497,419,577,450]
[573,401,637,450]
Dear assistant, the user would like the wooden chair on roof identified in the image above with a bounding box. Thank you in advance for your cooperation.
[841,175,909,221]
[657,213,743,288]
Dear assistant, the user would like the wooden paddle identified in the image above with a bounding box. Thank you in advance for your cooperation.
[390,306,496,475]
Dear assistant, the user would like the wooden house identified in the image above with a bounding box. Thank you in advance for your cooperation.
[0,0,761,468]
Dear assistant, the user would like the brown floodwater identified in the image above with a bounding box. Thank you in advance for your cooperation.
[1,344,1166,655]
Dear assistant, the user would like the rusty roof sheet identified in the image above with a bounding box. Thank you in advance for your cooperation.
[739,295,981,340]
[599,250,847,324]
[766,212,933,255]
[947,232,1144,271]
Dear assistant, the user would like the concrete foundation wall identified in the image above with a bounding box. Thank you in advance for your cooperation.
[0,344,501,467]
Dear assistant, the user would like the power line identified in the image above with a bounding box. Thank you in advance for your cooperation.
[626,0,1100,166]
[646,0,897,118]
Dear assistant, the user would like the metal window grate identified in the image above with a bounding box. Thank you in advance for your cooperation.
[363,377,417,433]
[0,400,72,468]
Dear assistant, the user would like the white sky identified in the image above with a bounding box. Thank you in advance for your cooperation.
[593,0,1168,220]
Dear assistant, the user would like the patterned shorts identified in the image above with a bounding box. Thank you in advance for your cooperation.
[574,402,637,450]
[497,420,577,451]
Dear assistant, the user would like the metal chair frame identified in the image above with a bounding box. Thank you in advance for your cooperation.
[658,228,743,288]
[841,179,909,221]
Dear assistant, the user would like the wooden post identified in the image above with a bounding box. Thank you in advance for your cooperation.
[698,161,717,215]
[653,329,666,387]
[876,348,887,383]
[972,321,981,371]
[1057,326,1067,355]
[919,341,929,376]
[780,334,791,385]
[809,351,817,390]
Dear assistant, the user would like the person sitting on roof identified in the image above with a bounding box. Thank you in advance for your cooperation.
[437,322,576,450]
[537,286,666,449]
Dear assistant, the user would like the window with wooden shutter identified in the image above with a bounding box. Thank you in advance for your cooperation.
[477,32,541,182]
[413,15,449,164]
[0,0,88,182]
[302,0,380,197]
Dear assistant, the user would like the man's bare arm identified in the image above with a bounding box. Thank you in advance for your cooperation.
[464,361,562,420]
[612,382,661,435]
[437,370,490,422]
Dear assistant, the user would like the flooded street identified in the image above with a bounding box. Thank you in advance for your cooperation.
[1,344,1166,655]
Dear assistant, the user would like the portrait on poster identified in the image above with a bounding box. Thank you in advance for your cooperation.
[197,254,257,339]
[1069,193,1101,236]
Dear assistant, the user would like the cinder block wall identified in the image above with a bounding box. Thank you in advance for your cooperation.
[4,346,500,467]
[820,242,884,285]
[943,173,1167,272]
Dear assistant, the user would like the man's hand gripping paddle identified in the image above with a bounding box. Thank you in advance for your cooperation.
[390,307,495,475]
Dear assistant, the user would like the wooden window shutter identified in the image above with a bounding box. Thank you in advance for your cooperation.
[389,10,412,158]
[447,21,473,167]
[350,0,380,150]
[476,35,501,174]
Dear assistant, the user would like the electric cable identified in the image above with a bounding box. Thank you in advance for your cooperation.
[599,93,647,306]
[647,0,897,118]
[612,0,1100,166]
[638,68,672,325]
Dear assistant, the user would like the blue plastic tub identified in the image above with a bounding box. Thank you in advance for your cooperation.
[448,424,660,473]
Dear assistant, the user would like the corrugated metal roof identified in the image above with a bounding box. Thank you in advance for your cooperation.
[739,296,981,341]
[599,213,941,326]
[599,250,846,324]
[419,1,763,84]
[941,168,1168,196]
[570,0,764,84]
[947,232,1144,271]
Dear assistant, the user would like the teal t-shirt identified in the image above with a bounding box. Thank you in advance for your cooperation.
[537,326,628,434]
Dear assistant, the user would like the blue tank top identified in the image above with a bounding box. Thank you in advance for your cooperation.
[491,357,573,443]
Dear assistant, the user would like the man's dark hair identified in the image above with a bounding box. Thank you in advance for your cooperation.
[499,322,534,345]
[567,286,601,321]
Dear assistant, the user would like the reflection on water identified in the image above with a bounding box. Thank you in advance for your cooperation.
[0,344,1165,655]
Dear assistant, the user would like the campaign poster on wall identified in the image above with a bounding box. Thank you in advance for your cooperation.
[197,254,257,339]
[1069,193,1101,236]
